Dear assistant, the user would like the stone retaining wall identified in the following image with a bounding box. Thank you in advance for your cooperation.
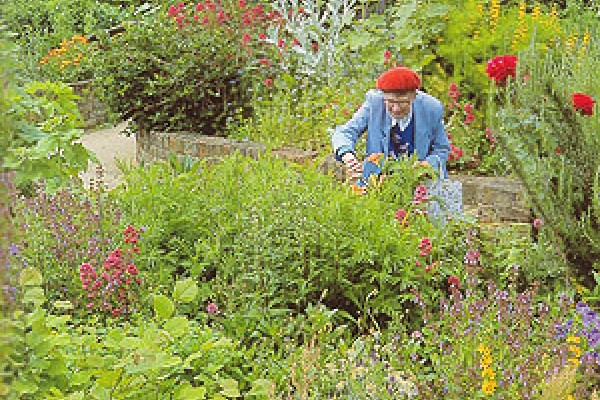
[136,129,531,223]
[71,81,108,129]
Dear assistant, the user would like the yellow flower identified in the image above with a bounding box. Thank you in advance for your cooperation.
[566,395,575,400]
[482,380,497,394]
[482,367,496,380]
[567,336,581,344]
[532,4,541,20]
[569,345,581,358]
[477,344,487,353]
[480,355,493,367]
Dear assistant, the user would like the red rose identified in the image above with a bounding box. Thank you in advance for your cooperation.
[572,93,595,116]
[485,55,517,85]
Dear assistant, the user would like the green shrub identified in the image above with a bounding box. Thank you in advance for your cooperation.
[113,154,476,333]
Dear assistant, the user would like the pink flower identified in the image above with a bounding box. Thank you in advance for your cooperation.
[126,264,139,276]
[193,14,199,21]
[415,260,422,267]
[395,209,407,222]
[383,50,392,62]
[464,103,473,113]
[277,38,285,48]
[195,3,204,11]
[112,308,121,316]
[264,78,273,87]
[258,58,271,67]
[448,275,460,288]
[238,0,246,8]
[207,302,219,315]
[464,113,475,125]
[86,302,94,309]
[533,218,543,229]
[258,33,266,40]
[168,5,179,17]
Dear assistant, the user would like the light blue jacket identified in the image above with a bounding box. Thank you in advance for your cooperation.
[331,89,450,178]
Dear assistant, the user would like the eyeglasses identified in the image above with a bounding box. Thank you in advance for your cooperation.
[383,92,416,106]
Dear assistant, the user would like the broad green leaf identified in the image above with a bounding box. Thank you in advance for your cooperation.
[173,278,198,303]
[219,379,240,398]
[96,369,122,388]
[19,267,42,286]
[163,316,190,338]
[153,294,175,320]
[53,300,73,310]
[23,287,46,307]
[174,382,207,400]
[246,379,274,396]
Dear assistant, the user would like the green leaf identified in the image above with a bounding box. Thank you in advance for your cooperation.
[163,316,190,338]
[19,267,43,286]
[153,294,175,320]
[173,278,198,303]
[174,382,207,400]
[219,379,240,398]
[246,379,274,396]
[96,369,122,388]
[53,300,73,310]
[23,287,46,307]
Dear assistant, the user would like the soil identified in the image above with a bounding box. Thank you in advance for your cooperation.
[78,121,136,190]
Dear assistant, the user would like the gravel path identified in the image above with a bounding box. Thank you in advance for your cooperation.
[78,121,136,190]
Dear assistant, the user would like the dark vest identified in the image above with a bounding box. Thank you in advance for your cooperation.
[389,113,415,159]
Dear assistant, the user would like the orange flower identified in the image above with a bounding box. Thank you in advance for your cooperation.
[366,153,384,164]
[351,184,366,196]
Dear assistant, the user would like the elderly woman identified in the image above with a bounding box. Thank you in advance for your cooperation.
[331,66,450,185]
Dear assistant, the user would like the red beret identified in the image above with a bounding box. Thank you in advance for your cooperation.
[376,67,421,91]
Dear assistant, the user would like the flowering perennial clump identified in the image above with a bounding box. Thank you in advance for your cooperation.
[79,225,143,317]
[39,35,87,69]
[478,344,497,395]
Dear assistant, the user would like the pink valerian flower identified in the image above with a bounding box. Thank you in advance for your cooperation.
[238,0,246,8]
[383,50,392,63]
[258,58,271,67]
[195,3,204,12]
[448,275,461,288]
[412,185,429,204]
[258,33,267,40]
[533,218,543,229]
[207,302,219,314]
[242,33,252,47]
[464,103,473,113]
[395,209,408,227]
[464,113,475,125]
[418,237,433,257]
[448,83,461,100]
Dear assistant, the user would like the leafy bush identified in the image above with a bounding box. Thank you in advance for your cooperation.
[489,34,600,279]
[112,155,479,332]
[92,1,292,135]
[3,80,94,192]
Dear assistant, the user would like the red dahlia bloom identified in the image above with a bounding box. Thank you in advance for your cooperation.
[572,93,595,116]
[485,55,517,85]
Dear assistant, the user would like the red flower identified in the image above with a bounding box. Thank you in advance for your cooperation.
[383,50,392,62]
[277,38,285,48]
[464,113,475,125]
[292,38,301,47]
[298,7,304,13]
[264,78,273,87]
[556,147,561,154]
[238,0,246,8]
[311,41,319,52]
[464,103,473,113]
[485,55,517,85]
[448,275,460,288]
[448,83,461,100]
[258,33,266,40]
[572,93,595,116]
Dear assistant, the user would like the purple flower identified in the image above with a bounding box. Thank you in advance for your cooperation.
[8,243,18,256]
[583,310,598,327]
[586,327,600,347]
[576,301,589,314]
